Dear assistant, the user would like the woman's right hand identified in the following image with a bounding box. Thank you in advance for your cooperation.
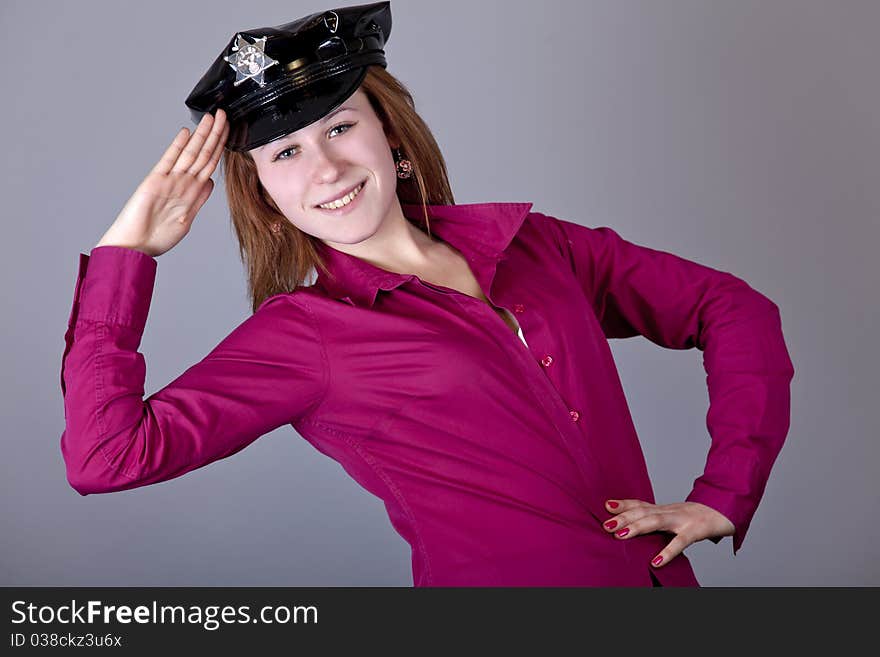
[95,109,230,258]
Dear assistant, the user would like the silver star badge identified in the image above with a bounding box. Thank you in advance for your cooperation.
[223,34,278,87]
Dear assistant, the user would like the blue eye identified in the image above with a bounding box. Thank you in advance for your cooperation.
[329,122,354,138]
[273,122,355,161]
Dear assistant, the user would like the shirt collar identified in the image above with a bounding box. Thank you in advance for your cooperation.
[313,201,533,307]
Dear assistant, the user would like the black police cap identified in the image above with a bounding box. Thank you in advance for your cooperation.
[185,1,391,152]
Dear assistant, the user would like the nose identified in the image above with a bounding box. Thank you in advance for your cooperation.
[310,143,345,185]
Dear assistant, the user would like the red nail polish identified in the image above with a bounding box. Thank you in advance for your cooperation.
[616,528,629,538]
[652,555,663,566]
[604,520,617,530]
[607,501,619,509]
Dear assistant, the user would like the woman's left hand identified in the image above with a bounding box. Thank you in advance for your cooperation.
[602,499,736,568]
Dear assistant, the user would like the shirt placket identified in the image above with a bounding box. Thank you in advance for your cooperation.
[413,271,611,524]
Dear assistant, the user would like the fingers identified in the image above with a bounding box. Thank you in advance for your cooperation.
[150,109,229,181]
[603,498,647,517]
[601,499,712,570]
[196,119,230,182]
[602,500,661,538]
[188,109,228,177]
[151,127,191,176]
[650,534,691,569]
[170,111,217,174]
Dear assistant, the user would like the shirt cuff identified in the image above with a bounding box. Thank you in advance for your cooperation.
[72,245,158,332]
[686,479,752,556]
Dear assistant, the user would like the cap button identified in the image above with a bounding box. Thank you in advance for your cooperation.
[323,10,339,33]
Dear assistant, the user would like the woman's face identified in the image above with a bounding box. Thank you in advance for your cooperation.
[249,88,400,245]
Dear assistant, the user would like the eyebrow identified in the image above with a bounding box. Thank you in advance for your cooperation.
[266,105,357,152]
[320,105,356,124]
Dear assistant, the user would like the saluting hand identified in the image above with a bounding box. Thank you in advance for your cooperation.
[95,108,230,258]
[602,499,736,568]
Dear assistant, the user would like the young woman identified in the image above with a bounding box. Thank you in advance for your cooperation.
[60,2,795,587]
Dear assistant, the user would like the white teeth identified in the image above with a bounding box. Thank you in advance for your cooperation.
[318,181,364,209]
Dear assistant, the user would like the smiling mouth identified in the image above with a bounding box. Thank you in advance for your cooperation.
[314,179,367,209]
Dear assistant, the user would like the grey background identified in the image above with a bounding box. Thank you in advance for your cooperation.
[2,0,877,586]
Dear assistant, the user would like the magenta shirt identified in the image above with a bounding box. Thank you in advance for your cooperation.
[60,202,794,586]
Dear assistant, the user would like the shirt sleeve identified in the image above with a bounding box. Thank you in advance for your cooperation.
[60,246,328,496]
[534,212,795,555]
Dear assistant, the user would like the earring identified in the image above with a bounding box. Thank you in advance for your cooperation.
[270,221,282,234]
[394,147,413,179]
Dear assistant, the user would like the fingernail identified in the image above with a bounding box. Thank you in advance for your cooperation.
[607,501,619,509]
[616,528,629,538]
[652,555,663,566]
[604,520,617,530]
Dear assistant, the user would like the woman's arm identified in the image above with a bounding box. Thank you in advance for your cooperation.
[60,245,328,495]
[534,212,795,555]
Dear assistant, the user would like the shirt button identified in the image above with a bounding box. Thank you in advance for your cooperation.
[569,409,580,422]
[540,355,553,367]
[513,303,525,313]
